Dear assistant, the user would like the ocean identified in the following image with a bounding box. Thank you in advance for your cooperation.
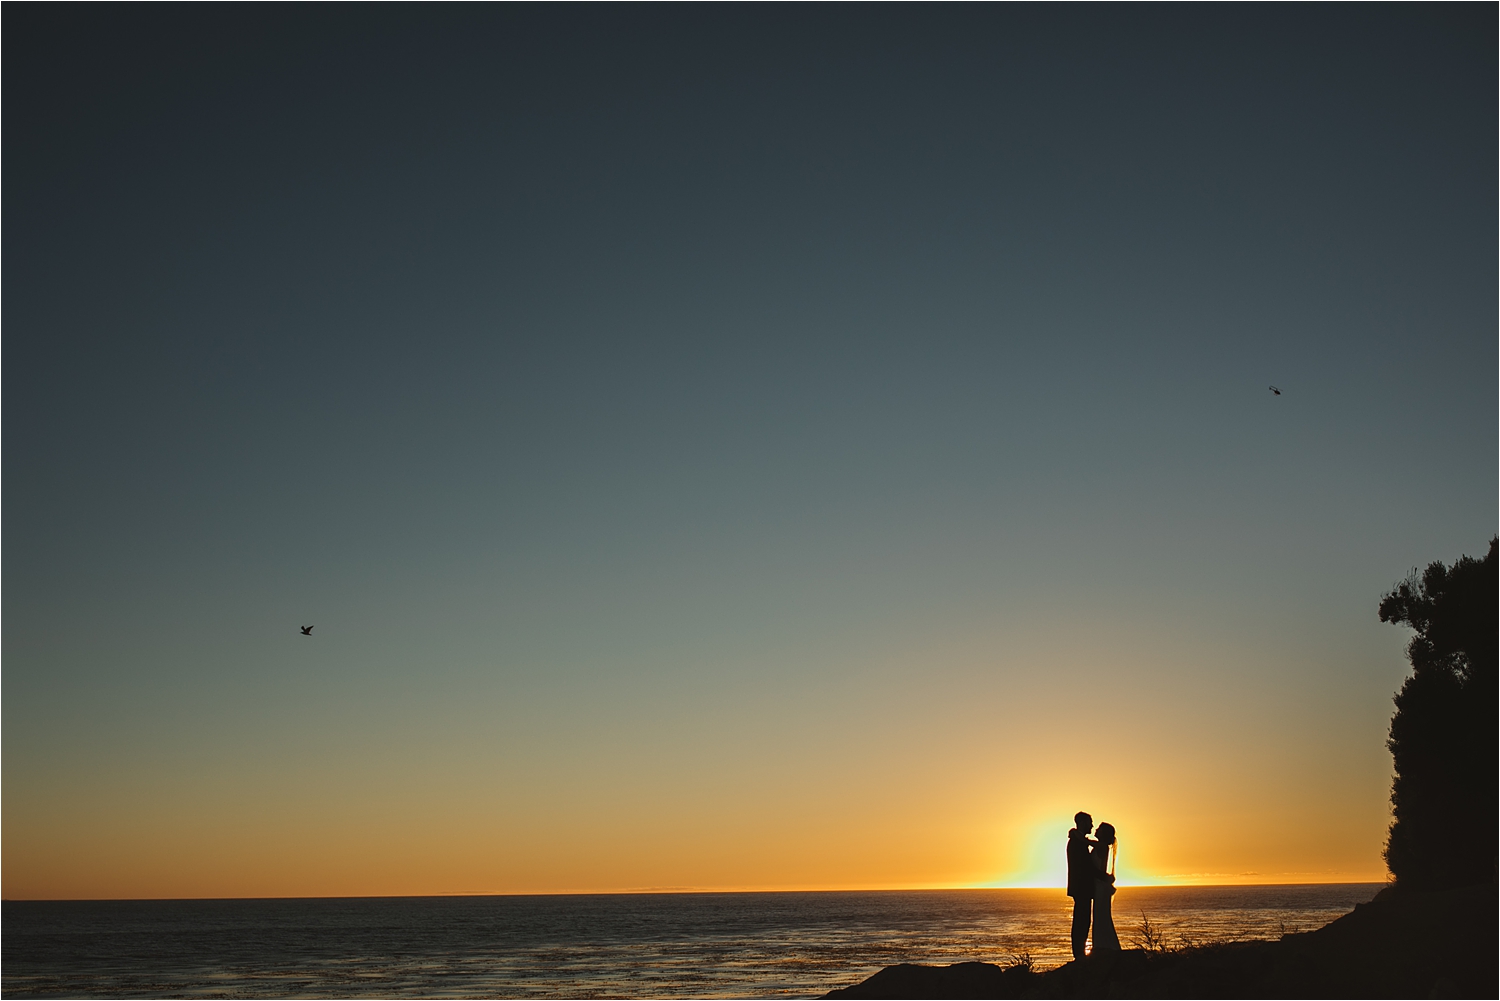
[3,884,1382,998]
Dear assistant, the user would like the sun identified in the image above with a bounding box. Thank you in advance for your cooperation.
[982,815,1174,889]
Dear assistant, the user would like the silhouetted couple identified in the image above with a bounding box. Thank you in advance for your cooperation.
[1066,811,1119,960]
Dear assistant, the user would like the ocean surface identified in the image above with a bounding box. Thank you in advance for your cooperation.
[4,884,1382,998]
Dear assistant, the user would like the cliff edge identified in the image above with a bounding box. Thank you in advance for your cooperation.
[823,884,1496,999]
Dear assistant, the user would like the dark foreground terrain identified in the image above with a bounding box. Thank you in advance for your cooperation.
[825,884,1496,998]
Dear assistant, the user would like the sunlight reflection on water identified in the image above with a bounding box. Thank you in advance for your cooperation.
[3,885,1382,998]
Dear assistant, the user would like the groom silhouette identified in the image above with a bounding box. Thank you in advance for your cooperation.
[1067,811,1115,960]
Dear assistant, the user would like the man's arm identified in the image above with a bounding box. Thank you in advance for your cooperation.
[1068,835,1114,882]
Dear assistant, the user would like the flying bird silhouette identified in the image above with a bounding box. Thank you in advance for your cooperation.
[1269,386,1281,395]
[300,625,314,635]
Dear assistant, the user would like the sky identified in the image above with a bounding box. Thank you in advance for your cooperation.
[4,7,1495,900]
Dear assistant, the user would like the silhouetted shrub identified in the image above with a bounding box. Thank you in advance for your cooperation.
[1134,913,1169,953]
[1378,538,1497,889]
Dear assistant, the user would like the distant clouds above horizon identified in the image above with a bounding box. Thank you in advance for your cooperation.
[4,7,1494,898]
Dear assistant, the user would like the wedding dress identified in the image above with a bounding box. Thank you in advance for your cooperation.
[1091,839,1121,952]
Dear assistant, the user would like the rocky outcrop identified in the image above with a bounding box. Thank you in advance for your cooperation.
[824,884,1496,998]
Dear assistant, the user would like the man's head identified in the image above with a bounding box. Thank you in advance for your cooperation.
[1074,812,1093,834]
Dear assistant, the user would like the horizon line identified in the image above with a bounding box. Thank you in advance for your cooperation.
[3,879,1390,903]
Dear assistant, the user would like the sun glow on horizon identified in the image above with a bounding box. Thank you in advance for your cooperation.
[980,818,1168,890]
[976,814,1387,891]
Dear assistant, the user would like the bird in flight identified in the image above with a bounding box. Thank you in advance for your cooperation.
[1269,386,1281,396]
[300,625,314,635]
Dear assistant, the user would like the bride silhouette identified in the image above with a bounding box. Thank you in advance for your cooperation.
[1090,823,1121,952]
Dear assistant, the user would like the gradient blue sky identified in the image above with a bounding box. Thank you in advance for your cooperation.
[5,7,1495,897]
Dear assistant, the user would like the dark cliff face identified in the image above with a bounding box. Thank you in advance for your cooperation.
[824,884,1498,999]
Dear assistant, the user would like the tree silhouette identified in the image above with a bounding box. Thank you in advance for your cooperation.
[1378,538,1497,889]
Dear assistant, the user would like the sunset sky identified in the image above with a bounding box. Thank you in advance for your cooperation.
[5,8,1494,899]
